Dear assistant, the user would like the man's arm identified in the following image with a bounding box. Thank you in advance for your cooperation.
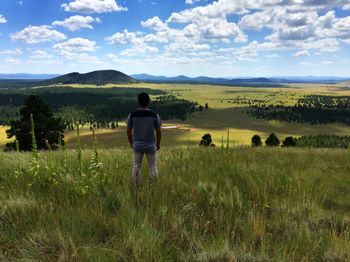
[127,128,132,148]
[156,128,161,151]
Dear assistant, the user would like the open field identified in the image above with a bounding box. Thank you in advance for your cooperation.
[2,82,350,149]
[65,82,350,148]
[1,147,350,260]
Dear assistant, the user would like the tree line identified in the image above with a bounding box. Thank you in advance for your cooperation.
[247,95,350,125]
[0,87,201,125]
[251,133,350,149]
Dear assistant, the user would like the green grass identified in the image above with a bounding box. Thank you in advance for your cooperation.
[1,147,350,261]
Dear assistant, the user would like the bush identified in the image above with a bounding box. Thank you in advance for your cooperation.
[251,135,262,147]
[282,136,297,147]
[199,134,212,147]
[265,133,280,147]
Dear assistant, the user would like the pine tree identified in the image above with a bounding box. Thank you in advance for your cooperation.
[6,95,65,151]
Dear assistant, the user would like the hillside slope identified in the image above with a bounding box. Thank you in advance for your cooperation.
[1,147,349,260]
[40,70,138,85]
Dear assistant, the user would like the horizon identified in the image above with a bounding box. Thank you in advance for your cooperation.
[1,71,350,79]
[0,0,350,77]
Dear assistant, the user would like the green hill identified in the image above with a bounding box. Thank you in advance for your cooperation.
[1,147,350,260]
[39,70,139,86]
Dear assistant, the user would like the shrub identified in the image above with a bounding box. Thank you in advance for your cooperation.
[199,134,212,147]
[251,135,262,147]
[265,133,280,147]
[282,136,297,147]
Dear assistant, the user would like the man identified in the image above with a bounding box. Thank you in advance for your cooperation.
[126,93,162,186]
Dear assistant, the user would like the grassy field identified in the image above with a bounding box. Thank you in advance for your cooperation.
[1,146,350,261]
[2,82,350,149]
[64,82,350,148]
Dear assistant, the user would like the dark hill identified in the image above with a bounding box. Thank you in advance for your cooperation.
[40,70,138,85]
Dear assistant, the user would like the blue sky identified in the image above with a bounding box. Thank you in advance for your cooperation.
[0,0,350,77]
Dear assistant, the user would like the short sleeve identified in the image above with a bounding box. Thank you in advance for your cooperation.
[154,114,161,129]
[126,113,133,129]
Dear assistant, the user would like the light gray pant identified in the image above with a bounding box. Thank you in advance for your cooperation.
[133,151,158,186]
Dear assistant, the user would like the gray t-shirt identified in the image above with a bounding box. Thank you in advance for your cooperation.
[126,109,161,153]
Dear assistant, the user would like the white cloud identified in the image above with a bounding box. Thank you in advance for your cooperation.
[4,57,22,65]
[0,48,23,55]
[120,43,159,56]
[167,3,247,43]
[0,15,7,24]
[293,50,310,57]
[185,0,202,4]
[61,0,127,13]
[53,37,96,57]
[341,39,350,44]
[52,15,100,31]
[16,1,24,5]
[30,50,55,59]
[266,54,281,58]
[321,60,335,65]
[105,29,142,44]
[234,40,280,61]
[11,25,66,44]
[300,61,315,66]
[166,41,210,53]
[343,3,350,10]
[141,16,168,31]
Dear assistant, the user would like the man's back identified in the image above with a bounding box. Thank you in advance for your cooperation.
[127,109,161,152]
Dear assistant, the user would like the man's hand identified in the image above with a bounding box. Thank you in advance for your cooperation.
[127,128,133,149]
[156,128,161,151]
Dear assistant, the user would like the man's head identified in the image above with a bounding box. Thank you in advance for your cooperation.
[138,92,150,107]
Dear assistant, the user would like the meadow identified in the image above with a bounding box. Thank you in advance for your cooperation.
[2,82,350,149]
[61,82,350,148]
[1,146,350,261]
[1,82,350,261]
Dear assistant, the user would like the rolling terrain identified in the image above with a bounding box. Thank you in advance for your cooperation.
[1,73,350,260]
[2,79,350,149]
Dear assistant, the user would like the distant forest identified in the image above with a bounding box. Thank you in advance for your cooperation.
[0,86,201,125]
[248,95,350,125]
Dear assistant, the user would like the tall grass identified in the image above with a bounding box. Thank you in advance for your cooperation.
[1,145,350,261]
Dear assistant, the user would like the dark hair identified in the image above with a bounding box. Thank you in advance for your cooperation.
[138,92,150,107]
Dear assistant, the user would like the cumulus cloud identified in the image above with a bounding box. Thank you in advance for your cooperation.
[30,50,55,59]
[61,0,127,13]
[52,15,101,31]
[120,43,159,56]
[0,15,7,24]
[166,41,210,53]
[166,2,247,43]
[105,29,143,45]
[0,48,23,55]
[11,25,66,44]
[141,16,168,31]
[53,37,96,57]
